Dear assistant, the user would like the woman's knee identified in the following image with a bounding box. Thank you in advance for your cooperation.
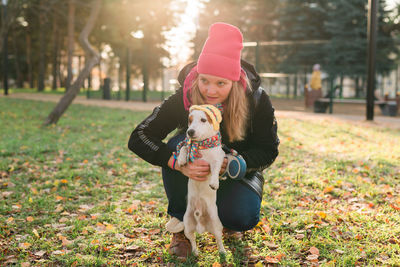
[218,202,261,231]
[223,211,260,231]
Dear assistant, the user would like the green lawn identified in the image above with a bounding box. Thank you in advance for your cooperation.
[0,98,399,266]
[9,87,174,102]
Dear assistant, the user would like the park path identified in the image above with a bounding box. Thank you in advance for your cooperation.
[4,92,400,130]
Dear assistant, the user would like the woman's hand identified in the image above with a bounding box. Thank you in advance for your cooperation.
[176,159,210,181]
[168,154,228,181]
[219,156,228,175]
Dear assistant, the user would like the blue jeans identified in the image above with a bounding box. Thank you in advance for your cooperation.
[162,134,261,232]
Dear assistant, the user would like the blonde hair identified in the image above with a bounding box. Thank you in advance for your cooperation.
[190,76,250,142]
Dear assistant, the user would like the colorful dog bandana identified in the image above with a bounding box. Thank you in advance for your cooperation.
[175,132,222,163]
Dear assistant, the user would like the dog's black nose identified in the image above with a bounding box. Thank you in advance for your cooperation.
[187,129,195,138]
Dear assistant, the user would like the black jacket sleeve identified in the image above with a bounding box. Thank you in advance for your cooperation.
[240,90,279,171]
[127,89,186,167]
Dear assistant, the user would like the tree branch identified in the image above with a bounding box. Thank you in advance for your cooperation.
[43,0,102,126]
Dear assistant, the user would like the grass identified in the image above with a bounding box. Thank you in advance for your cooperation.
[0,97,399,266]
[9,87,175,102]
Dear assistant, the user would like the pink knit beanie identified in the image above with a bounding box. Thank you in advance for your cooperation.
[197,23,243,81]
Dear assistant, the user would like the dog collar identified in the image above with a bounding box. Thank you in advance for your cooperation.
[175,132,222,163]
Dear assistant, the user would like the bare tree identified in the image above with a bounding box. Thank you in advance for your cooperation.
[0,1,21,54]
[66,0,75,90]
[44,0,101,126]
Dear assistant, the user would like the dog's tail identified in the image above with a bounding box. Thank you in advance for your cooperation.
[194,208,205,233]
[194,198,208,234]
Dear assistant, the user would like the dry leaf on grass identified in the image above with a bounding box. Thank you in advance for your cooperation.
[306,254,319,261]
[19,242,31,249]
[265,256,279,263]
[309,247,320,255]
[34,250,46,257]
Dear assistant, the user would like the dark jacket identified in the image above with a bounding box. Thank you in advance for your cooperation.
[128,60,279,171]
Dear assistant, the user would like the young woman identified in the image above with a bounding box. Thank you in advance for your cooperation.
[128,23,279,257]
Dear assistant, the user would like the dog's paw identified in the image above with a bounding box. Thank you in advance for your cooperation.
[219,247,227,255]
[192,248,199,257]
[209,182,219,190]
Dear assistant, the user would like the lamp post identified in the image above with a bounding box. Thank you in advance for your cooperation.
[2,0,8,95]
[366,0,377,121]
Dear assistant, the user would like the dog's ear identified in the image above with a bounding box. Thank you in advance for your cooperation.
[188,115,193,125]
[204,112,213,125]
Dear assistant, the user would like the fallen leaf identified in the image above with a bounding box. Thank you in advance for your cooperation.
[212,262,222,267]
[59,217,68,223]
[52,250,65,255]
[34,250,46,257]
[295,234,305,239]
[264,242,279,249]
[32,229,40,238]
[323,186,334,193]
[21,262,30,267]
[335,249,344,254]
[55,204,63,213]
[309,247,319,255]
[149,228,160,235]
[2,191,13,197]
[390,204,400,211]
[6,217,14,223]
[91,239,100,245]
[306,254,319,261]
[355,234,363,240]
[26,216,34,222]
[125,245,140,252]
[62,238,73,246]
[317,211,327,219]
[265,256,279,263]
[19,242,32,249]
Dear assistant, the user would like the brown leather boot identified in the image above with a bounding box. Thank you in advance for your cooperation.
[168,231,192,258]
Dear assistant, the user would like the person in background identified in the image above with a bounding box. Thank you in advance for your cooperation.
[305,63,322,108]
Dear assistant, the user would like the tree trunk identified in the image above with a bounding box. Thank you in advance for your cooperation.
[66,0,76,91]
[87,55,92,89]
[26,30,34,89]
[142,36,149,102]
[52,13,59,90]
[38,0,47,92]
[59,44,66,88]
[0,1,18,54]
[98,54,102,89]
[355,77,360,98]
[13,31,23,88]
[44,0,102,126]
[125,47,130,101]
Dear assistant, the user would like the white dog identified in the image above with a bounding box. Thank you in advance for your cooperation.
[166,104,226,256]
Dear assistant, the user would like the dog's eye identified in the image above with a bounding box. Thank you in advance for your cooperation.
[201,118,207,123]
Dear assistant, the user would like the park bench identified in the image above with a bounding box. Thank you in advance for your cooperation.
[314,98,399,116]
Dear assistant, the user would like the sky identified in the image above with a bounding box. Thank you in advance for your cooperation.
[163,0,203,68]
[386,0,399,9]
